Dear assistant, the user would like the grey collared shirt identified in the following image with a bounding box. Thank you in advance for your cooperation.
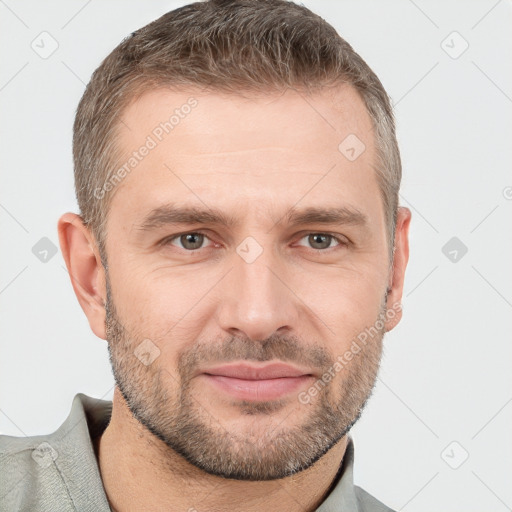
[0,394,394,511]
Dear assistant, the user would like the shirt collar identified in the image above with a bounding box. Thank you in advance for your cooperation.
[315,436,360,511]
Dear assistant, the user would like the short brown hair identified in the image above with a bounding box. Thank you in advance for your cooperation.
[73,0,401,261]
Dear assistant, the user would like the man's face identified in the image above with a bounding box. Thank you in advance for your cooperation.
[103,86,393,480]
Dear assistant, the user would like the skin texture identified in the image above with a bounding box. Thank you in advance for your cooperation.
[58,85,411,512]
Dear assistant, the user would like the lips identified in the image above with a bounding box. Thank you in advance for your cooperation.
[204,362,310,380]
[199,362,314,402]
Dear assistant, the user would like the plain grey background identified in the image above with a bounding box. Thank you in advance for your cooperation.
[1,1,511,510]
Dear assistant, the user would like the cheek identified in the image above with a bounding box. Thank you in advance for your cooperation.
[296,265,386,347]
[108,239,388,353]
[109,263,216,351]
[302,255,386,300]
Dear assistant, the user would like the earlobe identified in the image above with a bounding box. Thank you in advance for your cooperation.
[58,213,107,340]
[385,206,412,332]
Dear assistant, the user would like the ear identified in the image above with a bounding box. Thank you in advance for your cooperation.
[58,213,107,340]
[385,206,411,332]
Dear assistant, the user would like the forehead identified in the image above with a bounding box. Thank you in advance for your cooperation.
[119,85,373,160]
[107,85,383,234]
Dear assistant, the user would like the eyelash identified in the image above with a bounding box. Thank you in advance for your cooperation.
[160,231,348,252]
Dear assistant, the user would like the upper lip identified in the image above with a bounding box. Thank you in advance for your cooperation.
[201,362,312,380]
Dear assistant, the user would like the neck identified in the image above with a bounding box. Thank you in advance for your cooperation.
[95,388,348,512]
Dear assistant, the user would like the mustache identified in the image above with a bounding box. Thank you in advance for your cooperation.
[178,333,333,378]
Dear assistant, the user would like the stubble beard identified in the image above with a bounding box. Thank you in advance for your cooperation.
[104,274,385,481]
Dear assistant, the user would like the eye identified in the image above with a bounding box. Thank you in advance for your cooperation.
[165,232,211,250]
[296,233,345,250]
[161,231,346,253]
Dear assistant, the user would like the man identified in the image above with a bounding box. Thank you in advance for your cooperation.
[0,0,411,510]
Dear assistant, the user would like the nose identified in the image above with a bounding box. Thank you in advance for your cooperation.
[215,247,299,342]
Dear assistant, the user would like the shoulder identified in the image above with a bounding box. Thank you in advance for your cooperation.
[0,393,112,512]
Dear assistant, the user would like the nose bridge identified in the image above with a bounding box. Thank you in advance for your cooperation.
[217,238,298,341]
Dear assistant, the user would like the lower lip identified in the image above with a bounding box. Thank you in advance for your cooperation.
[202,374,313,401]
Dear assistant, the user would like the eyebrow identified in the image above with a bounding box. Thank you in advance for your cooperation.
[136,204,368,232]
